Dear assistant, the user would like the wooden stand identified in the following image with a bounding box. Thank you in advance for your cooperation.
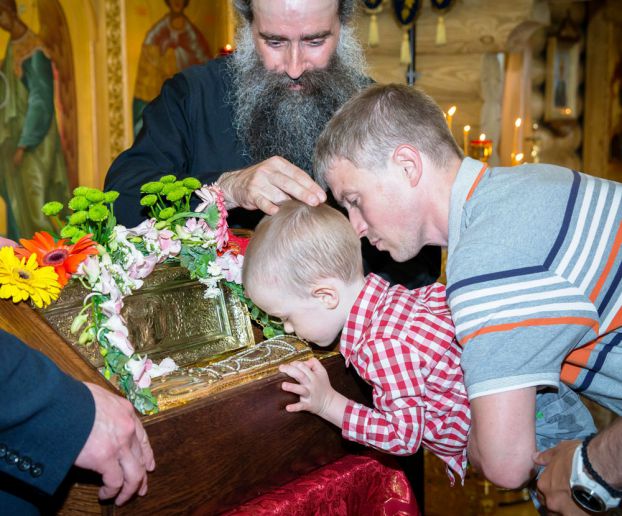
[0,301,371,515]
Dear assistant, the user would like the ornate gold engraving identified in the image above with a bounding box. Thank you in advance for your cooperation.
[105,0,125,158]
[151,335,314,411]
[40,264,255,369]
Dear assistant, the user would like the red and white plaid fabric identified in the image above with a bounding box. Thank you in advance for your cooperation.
[340,274,471,483]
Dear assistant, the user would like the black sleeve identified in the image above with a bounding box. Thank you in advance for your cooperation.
[105,73,195,228]
[0,330,95,497]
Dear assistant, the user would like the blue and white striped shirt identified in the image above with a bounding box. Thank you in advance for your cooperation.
[447,158,622,415]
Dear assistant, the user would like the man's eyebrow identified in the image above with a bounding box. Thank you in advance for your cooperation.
[301,30,332,41]
[258,32,287,41]
[258,30,333,42]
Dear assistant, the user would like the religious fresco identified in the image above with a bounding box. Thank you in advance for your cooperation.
[127,0,231,137]
[0,0,75,240]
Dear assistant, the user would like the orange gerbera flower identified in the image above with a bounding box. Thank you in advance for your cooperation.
[17,231,98,286]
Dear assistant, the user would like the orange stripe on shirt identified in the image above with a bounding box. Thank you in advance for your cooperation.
[465,163,488,201]
[606,307,622,334]
[460,317,599,345]
[561,363,583,385]
[564,343,597,368]
[562,335,606,384]
[590,221,622,302]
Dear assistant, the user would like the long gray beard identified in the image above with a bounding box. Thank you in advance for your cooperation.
[228,24,369,177]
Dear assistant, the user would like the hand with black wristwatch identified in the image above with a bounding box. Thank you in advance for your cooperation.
[534,418,622,514]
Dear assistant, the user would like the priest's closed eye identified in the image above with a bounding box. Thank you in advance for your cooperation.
[306,38,326,47]
[266,39,285,48]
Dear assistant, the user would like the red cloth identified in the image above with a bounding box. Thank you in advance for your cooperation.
[222,453,420,516]
[340,274,470,482]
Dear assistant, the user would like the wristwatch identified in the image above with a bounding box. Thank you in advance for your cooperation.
[570,442,622,512]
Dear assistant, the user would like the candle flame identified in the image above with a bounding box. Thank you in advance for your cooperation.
[479,133,486,141]
[515,118,522,128]
[225,44,233,51]
[448,106,457,116]
[464,125,471,132]
[515,152,524,162]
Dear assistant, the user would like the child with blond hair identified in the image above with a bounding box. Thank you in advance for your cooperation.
[243,200,470,483]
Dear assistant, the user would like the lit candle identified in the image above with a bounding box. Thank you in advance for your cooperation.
[447,105,457,133]
[515,152,524,164]
[469,134,493,162]
[513,118,522,164]
[219,43,234,56]
[463,125,470,154]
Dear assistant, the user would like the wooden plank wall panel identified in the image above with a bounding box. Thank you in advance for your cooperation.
[356,0,543,167]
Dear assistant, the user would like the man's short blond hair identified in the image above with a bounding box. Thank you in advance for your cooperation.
[314,83,463,189]
[242,201,363,298]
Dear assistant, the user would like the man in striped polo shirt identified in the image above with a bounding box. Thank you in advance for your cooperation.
[314,83,622,514]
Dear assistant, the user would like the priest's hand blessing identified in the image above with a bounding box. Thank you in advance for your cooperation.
[279,357,348,428]
[216,157,326,215]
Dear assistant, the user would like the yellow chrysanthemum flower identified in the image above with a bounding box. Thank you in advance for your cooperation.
[0,246,61,308]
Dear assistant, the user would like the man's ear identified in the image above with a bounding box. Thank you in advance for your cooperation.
[392,144,423,187]
[311,283,339,310]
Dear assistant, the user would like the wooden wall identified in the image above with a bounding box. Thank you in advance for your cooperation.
[531,2,586,172]
[355,0,550,166]
[355,0,619,179]
[583,0,622,181]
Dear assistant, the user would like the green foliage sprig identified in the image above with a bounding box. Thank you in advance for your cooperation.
[224,281,285,339]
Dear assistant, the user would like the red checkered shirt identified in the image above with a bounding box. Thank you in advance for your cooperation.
[340,274,471,483]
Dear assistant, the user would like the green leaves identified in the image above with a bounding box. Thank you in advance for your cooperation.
[180,245,216,279]
[224,281,285,339]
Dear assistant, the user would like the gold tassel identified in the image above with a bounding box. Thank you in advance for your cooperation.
[368,13,379,47]
[435,15,447,45]
[400,30,411,65]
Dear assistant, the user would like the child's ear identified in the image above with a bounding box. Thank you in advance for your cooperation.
[311,284,339,309]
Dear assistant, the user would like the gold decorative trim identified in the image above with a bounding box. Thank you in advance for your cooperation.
[105,0,125,159]
[39,264,255,370]
[151,336,314,411]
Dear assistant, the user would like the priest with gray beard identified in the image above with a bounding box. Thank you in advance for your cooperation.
[105,0,440,288]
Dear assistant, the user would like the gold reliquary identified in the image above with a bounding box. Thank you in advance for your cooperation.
[40,263,312,410]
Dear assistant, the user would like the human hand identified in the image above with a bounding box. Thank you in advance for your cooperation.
[217,157,326,214]
[13,146,25,167]
[75,383,156,506]
[279,358,334,415]
[534,440,589,515]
